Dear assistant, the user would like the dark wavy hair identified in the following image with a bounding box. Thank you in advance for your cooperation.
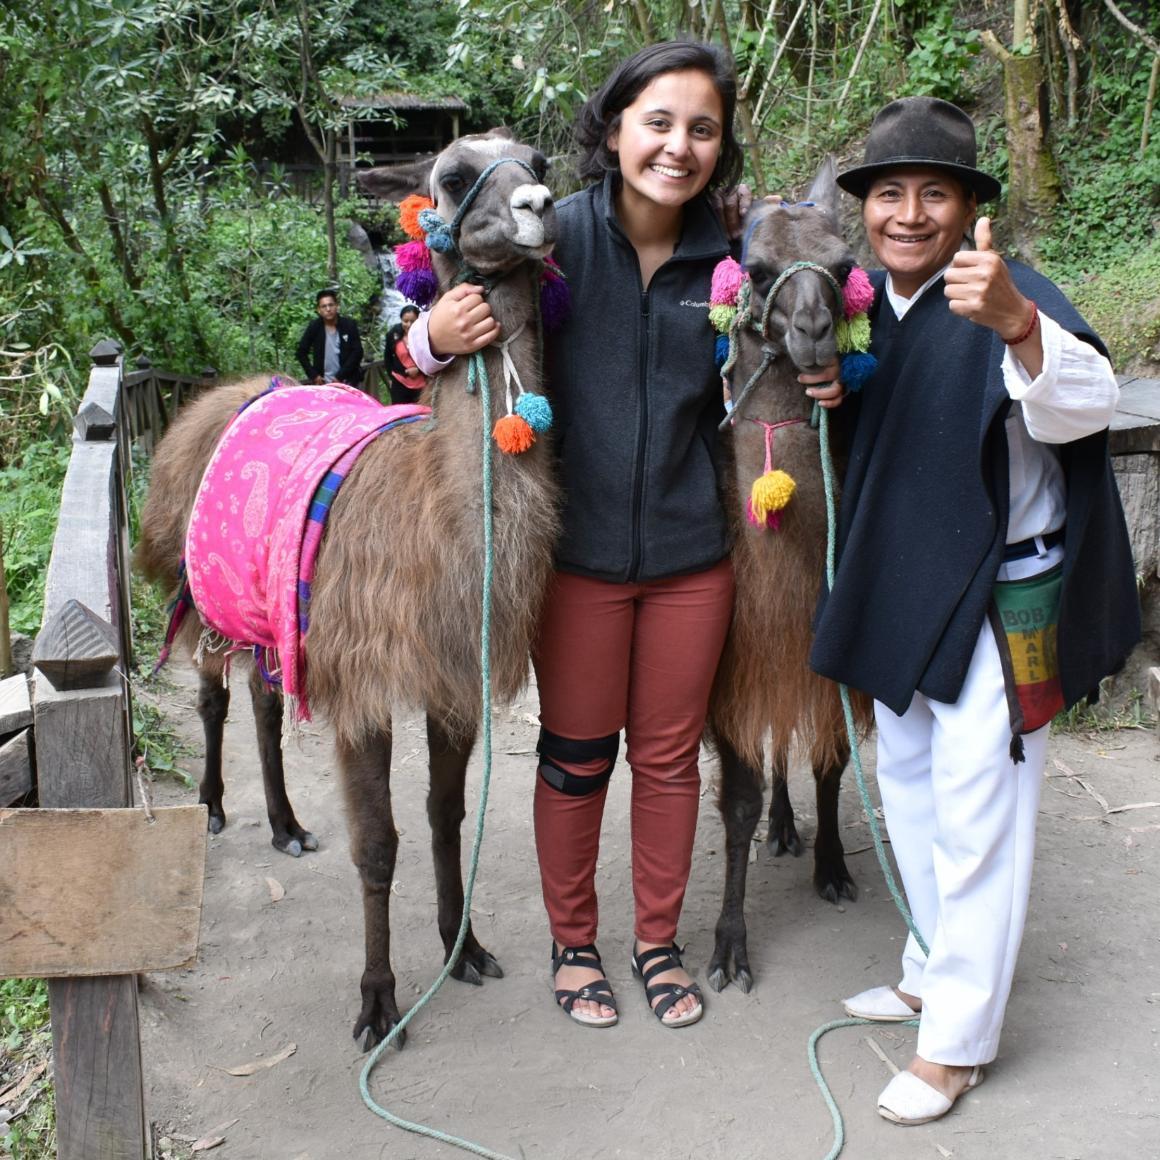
[575,40,743,192]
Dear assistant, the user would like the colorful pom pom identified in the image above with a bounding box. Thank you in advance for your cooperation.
[542,256,565,281]
[835,312,872,354]
[418,208,456,254]
[842,266,875,319]
[839,351,877,393]
[493,413,536,454]
[396,267,439,308]
[539,273,572,331]
[394,239,432,273]
[749,469,796,523]
[711,257,744,306]
[714,334,731,369]
[399,194,435,241]
[514,391,553,433]
[709,304,737,334]
[746,498,784,531]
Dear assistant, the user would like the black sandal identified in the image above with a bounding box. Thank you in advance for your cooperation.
[552,942,618,1028]
[631,942,704,1028]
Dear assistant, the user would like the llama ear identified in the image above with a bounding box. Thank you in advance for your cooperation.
[356,155,439,204]
[803,155,840,223]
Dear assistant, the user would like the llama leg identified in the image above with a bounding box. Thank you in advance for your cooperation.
[708,736,763,994]
[426,714,503,986]
[813,739,857,904]
[767,747,803,857]
[196,670,230,834]
[248,668,318,857]
[340,730,405,1051]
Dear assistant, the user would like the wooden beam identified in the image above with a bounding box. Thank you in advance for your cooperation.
[0,806,206,977]
[0,729,31,806]
[0,673,32,733]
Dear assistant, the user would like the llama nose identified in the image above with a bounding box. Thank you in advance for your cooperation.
[791,306,833,343]
[511,183,552,215]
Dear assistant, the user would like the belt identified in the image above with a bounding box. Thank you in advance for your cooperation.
[1003,528,1065,562]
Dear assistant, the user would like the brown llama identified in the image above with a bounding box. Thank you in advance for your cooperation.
[136,130,560,1048]
[706,159,872,994]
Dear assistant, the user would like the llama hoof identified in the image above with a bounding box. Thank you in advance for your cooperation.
[272,829,318,857]
[450,947,504,986]
[767,825,803,858]
[707,944,753,993]
[300,831,319,851]
[354,985,405,1052]
[206,812,225,835]
[815,866,858,905]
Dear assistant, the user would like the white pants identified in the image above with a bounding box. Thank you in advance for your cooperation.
[875,623,1048,1065]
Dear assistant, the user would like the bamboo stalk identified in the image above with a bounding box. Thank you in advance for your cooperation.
[740,0,780,99]
[0,522,13,678]
[754,0,809,126]
[836,0,885,112]
[1142,54,1160,160]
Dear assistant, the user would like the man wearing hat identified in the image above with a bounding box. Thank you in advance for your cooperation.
[811,97,1139,1125]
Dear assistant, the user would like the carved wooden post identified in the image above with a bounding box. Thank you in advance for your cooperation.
[31,343,147,1160]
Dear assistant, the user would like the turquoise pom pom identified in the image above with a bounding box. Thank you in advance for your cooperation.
[514,391,553,433]
[715,334,730,369]
[839,352,877,393]
[418,208,457,254]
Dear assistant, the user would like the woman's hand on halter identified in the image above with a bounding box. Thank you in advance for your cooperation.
[427,283,501,358]
[800,360,846,409]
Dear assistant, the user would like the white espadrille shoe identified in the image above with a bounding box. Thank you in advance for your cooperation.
[877,1065,984,1126]
[842,985,921,1022]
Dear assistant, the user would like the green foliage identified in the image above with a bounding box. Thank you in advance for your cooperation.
[0,439,71,634]
[900,7,982,103]
[0,978,55,1159]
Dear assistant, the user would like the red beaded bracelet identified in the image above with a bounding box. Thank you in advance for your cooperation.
[1005,300,1038,345]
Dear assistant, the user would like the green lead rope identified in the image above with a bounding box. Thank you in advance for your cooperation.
[358,349,517,1160]
[808,403,926,1160]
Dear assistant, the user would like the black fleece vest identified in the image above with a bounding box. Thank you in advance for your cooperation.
[810,263,1139,713]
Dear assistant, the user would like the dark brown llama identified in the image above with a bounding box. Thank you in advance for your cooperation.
[706,159,872,994]
[136,130,560,1048]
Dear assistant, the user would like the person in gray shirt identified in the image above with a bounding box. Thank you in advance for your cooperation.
[296,289,364,386]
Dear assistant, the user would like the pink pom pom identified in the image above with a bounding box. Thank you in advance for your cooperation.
[843,266,875,319]
[542,256,565,281]
[394,239,432,273]
[711,257,744,306]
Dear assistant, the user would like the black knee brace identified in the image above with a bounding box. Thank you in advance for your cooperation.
[536,726,619,796]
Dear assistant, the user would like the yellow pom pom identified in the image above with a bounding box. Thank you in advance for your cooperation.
[709,304,738,334]
[750,469,796,519]
[399,194,435,241]
[493,414,536,454]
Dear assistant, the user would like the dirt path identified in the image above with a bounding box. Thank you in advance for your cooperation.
[139,661,1159,1160]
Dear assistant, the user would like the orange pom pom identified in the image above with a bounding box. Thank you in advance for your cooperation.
[399,194,435,241]
[493,414,536,454]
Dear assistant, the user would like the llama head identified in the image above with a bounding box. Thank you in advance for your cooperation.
[358,129,557,277]
[740,157,857,373]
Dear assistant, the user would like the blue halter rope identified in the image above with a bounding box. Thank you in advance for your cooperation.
[418,157,540,258]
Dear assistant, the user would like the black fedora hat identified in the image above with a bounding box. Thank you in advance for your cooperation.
[837,96,1001,203]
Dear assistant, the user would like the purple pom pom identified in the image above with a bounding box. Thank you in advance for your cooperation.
[539,274,571,331]
[397,267,439,308]
[839,351,877,393]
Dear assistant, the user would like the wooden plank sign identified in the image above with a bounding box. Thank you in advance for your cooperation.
[0,805,206,978]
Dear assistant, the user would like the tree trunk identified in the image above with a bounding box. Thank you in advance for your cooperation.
[0,524,13,679]
[323,128,339,283]
[982,30,1061,260]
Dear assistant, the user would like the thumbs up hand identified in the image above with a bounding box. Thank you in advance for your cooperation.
[944,216,1036,343]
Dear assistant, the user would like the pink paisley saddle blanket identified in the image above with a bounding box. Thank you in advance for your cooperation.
[179,379,429,721]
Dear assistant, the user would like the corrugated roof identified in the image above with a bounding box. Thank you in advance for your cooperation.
[340,92,469,111]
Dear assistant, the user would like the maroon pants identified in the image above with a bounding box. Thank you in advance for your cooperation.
[531,560,734,946]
